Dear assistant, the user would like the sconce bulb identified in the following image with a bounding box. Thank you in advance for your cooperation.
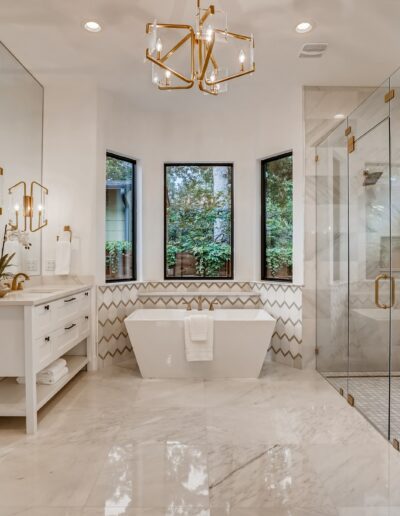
[206,24,213,41]
[153,75,159,84]
[239,49,246,64]
[165,70,172,79]
[156,38,163,53]
[38,204,43,212]
[210,72,216,83]
[14,203,20,212]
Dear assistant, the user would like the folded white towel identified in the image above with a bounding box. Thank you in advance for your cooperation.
[184,315,214,362]
[38,366,69,385]
[16,359,68,385]
[55,237,71,275]
[188,314,209,341]
[38,358,67,378]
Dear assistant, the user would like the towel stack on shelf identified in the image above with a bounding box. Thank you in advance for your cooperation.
[17,358,69,385]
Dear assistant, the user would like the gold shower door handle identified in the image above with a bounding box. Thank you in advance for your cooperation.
[375,273,396,309]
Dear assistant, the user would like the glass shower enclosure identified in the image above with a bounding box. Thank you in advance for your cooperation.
[316,68,400,449]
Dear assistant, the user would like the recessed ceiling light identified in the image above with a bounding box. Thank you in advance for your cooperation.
[84,21,102,33]
[295,21,313,34]
[334,113,346,119]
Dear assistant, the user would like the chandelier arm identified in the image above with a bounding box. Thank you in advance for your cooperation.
[158,82,195,90]
[197,37,203,79]
[160,32,192,63]
[198,80,218,96]
[210,53,218,72]
[191,30,195,79]
[198,35,215,81]
[214,28,253,42]
[199,5,215,26]
[205,65,256,86]
[146,51,194,84]
[146,23,194,34]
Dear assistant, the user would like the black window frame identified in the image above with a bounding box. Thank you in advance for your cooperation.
[261,151,293,283]
[164,162,234,281]
[105,151,137,283]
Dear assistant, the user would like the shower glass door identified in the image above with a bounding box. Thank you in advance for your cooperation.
[316,122,349,394]
[389,70,400,448]
[347,81,391,438]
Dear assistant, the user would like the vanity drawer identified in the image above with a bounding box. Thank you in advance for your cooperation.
[35,334,53,371]
[53,295,80,326]
[79,291,91,312]
[79,314,90,338]
[34,303,52,337]
[53,321,80,356]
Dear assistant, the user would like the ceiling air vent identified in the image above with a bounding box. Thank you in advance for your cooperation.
[299,43,328,58]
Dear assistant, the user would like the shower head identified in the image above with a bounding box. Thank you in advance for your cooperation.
[363,170,383,186]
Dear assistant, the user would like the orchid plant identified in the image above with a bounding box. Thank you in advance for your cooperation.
[0,253,15,284]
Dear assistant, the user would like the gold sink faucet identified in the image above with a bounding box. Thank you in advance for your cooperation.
[196,296,204,311]
[11,272,30,291]
[206,299,220,311]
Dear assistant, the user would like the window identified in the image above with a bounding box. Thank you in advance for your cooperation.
[165,163,233,279]
[105,153,136,282]
[261,152,293,282]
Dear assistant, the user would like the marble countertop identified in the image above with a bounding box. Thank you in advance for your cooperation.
[0,284,92,307]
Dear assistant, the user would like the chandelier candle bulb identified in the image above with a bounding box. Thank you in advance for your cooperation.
[239,49,246,71]
[156,37,163,59]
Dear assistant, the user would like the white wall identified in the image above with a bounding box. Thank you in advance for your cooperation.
[100,83,304,284]
[42,80,305,284]
[42,80,99,278]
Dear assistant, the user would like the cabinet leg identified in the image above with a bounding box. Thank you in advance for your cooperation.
[25,377,37,435]
[26,408,37,434]
[24,306,37,434]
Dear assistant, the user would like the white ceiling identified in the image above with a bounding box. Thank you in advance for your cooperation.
[0,0,399,111]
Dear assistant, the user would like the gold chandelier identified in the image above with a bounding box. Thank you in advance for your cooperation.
[145,0,255,96]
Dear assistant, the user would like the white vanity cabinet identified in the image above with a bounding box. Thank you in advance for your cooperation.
[0,285,95,434]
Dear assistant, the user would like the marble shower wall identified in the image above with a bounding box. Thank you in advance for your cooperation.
[302,86,375,370]
[97,281,304,369]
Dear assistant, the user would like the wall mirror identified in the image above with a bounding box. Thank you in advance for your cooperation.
[0,41,44,276]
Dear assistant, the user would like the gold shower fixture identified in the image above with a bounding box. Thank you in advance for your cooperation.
[8,180,48,233]
[145,0,255,95]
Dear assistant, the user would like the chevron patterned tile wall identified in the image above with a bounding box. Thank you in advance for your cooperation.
[251,282,303,368]
[97,281,303,369]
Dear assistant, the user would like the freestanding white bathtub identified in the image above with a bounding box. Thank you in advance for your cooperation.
[125,309,276,378]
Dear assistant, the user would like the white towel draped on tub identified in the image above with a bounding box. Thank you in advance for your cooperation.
[55,233,71,275]
[184,314,214,362]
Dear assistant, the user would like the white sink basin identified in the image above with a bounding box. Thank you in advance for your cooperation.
[24,288,63,294]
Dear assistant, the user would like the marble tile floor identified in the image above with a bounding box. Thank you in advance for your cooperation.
[327,376,400,443]
[1,361,400,515]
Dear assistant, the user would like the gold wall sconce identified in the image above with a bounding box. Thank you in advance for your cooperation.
[8,180,48,233]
